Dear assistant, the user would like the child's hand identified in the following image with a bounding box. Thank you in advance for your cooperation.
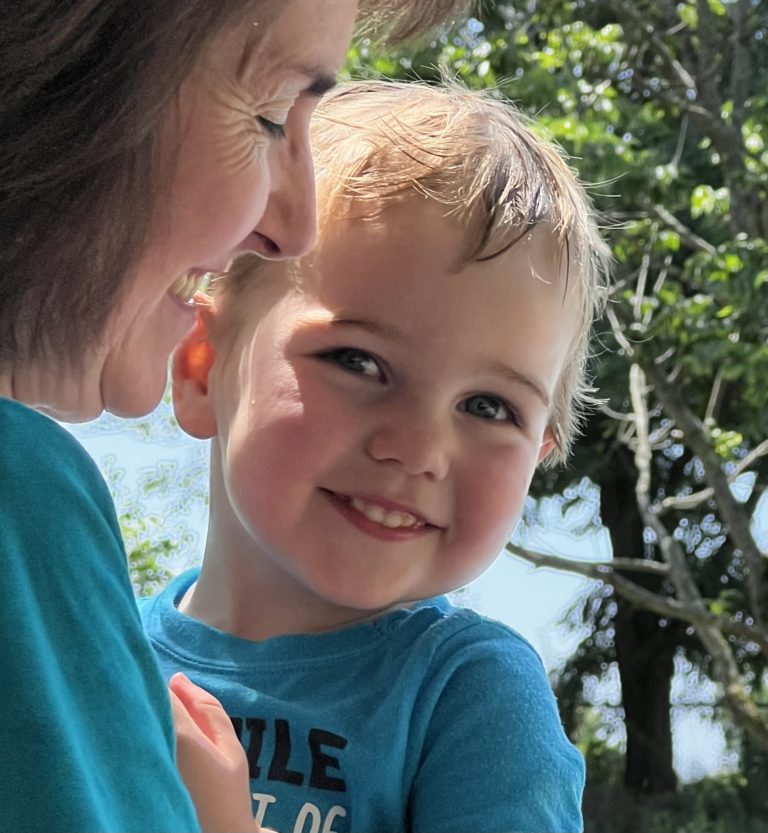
[169,672,266,833]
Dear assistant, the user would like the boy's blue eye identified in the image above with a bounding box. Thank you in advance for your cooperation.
[257,116,286,139]
[463,394,520,425]
[321,348,384,380]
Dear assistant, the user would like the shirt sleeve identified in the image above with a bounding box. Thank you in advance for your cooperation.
[0,403,199,832]
[408,620,585,833]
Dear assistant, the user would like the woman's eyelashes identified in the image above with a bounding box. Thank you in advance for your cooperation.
[462,394,523,427]
[318,347,386,381]
[256,115,286,139]
[255,101,293,139]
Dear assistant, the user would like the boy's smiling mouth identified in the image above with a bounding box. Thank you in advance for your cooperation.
[348,496,422,529]
[321,489,441,536]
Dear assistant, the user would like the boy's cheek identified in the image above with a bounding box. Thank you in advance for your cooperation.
[457,456,534,538]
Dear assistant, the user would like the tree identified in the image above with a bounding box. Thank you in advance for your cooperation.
[350,0,768,790]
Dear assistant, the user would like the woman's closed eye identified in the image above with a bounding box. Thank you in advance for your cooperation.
[255,101,294,139]
[256,115,287,139]
[318,347,386,382]
[462,394,522,427]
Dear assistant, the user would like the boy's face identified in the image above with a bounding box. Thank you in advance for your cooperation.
[199,200,580,629]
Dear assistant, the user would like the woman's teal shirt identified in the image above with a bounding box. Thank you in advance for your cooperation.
[0,398,198,832]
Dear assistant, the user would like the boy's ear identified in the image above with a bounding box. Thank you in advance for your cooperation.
[537,429,556,464]
[172,306,218,439]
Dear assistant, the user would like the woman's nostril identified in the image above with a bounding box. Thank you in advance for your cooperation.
[253,232,281,259]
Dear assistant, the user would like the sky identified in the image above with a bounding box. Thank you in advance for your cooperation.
[66,403,734,783]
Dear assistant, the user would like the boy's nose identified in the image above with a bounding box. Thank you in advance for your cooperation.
[365,406,451,481]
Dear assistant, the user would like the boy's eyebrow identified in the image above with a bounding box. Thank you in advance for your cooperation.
[331,316,551,407]
[485,361,551,408]
[329,316,405,342]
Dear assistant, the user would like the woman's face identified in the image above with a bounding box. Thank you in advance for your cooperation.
[84,0,357,419]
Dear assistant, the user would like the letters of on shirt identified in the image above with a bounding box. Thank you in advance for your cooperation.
[231,715,350,833]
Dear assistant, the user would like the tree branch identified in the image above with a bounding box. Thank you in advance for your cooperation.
[643,361,768,631]
[659,438,768,513]
[610,0,697,90]
[628,361,768,748]
[669,113,688,172]
[694,0,723,118]
[505,542,670,577]
[704,366,725,424]
[505,543,768,655]
[728,0,751,132]
[649,203,716,255]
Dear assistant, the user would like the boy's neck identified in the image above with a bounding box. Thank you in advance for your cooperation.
[179,559,415,641]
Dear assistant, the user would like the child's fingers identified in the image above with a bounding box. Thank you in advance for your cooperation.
[170,672,244,782]
[169,674,260,832]
[169,672,228,748]
[169,686,207,751]
[170,670,223,714]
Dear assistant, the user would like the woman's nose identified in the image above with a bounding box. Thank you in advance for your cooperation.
[252,129,317,260]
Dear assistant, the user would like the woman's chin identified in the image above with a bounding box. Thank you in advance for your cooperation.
[101,368,169,420]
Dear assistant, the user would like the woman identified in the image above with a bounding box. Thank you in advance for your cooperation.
[0,1,467,830]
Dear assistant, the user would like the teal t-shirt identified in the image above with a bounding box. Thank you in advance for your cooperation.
[142,568,585,833]
[0,398,198,832]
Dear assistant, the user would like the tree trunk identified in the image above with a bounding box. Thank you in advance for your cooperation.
[601,461,678,793]
[614,596,678,793]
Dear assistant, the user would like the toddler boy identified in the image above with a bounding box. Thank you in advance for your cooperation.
[142,80,610,833]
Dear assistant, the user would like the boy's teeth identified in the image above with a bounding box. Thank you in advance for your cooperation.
[349,497,420,529]
[170,271,211,304]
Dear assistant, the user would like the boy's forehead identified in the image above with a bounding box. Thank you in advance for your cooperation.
[287,200,579,357]
[303,200,469,291]
[300,198,572,305]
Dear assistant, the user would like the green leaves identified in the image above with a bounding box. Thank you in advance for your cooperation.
[691,185,731,219]
[708,426,745,460]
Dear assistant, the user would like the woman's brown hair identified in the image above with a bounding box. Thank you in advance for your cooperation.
[0,0,470,372]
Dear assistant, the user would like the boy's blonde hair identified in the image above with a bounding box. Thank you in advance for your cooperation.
[215,80,611,466]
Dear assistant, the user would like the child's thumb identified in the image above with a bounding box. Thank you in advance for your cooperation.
[169,672,236,748]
